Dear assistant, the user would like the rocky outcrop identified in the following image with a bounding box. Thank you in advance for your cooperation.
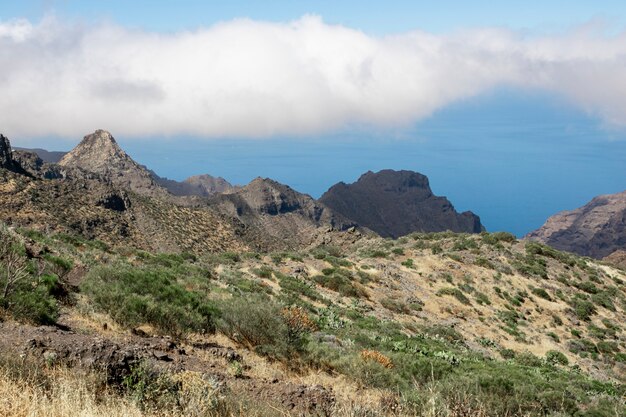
[0,134,14,169]
[208,177,362,250]
[527,191,626,259]
[59,130,167,197]
[319,170,483,239]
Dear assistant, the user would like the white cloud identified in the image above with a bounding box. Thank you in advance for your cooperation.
[1,15,626,139]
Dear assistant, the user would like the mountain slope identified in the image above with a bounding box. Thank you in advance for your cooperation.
[527,191,626,259]
[208,177,363,250]
[320,170,483,239]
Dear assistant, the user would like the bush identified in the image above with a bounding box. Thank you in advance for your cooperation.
[474,291,491,305]
[546,350,568,366]
[313,273,366,298]
[436,287,471,305]
[0,232,59,325]
[81,265,217,336]
[531,287,552,301]
[216,295,311,360]
[570,297,596,321]
[474,257,495,269]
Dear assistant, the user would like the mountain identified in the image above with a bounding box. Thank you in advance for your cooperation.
[208,177,363,250]
[0,132,247,253]
[13,147,67,163]
[319,169,484,238]
[58,130,166,197]
[527,190,626,259]
[154,173,237,197]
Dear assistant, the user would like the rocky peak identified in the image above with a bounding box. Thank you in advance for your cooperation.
[59,130,125,172]
[59,130,166,197]
[320,169,483,238]
[355,169,433,197]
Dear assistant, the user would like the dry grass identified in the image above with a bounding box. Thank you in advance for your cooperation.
[0,367,144,417]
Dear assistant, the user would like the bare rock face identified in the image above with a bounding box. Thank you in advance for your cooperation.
[527,191,626,259]
[208,177,361,250]
[59,130,166,197]
[0,134,16,170]
[319,170,483,239]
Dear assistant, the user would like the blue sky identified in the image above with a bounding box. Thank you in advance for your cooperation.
[4,1,626,34]
[1,1,626,236]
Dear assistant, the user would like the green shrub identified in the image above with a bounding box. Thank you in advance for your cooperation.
[81,265,217,336]
[591,291,616,311]
[216,295,311,360]
[570,297,596,321]
[547,332,560,343]
[313,273,366,298]
[515,352,543,367]
[401,258,414,268]
[252,266,273,279]
[474,291,491,305]
[499,348,516,359]
[474,257,495,269]
[531,287,552,301]
[545,350,568,366]
[568,339,598,356]
[452,237,478,251]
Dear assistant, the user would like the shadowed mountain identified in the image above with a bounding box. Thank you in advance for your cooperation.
[319,169,483,239]
[527,190,626,259]
[154,173,237,197]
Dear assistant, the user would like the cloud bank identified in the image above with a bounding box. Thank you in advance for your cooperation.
[1,15,626,139]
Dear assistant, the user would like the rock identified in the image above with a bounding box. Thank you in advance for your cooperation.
[527,190,626,259]
[320,169,484,238]
[153,351,173,362]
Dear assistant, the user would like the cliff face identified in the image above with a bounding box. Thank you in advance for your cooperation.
[527,191,626,259]
[320,170,483,239]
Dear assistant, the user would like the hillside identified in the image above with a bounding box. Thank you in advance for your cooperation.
[0,223,624,416]
[528,190,626,259]
[320,170,483,238]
